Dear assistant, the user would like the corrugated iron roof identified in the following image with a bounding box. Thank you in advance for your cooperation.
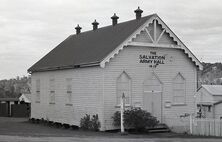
[28,15,154,72]
[202,85,222,95]
[19,93,31,103]
[0,98,19,101]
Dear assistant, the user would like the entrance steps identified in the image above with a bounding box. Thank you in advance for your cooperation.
[147,123,170,133]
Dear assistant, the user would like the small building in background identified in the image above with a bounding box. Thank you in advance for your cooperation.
[0,97,19,117]
[0,93,31,117]
[196,85,222,119]
[19,93,31,103]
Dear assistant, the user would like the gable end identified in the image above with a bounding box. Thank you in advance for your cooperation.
[100,14,203,70]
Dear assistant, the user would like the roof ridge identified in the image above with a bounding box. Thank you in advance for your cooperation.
[69,14,156,36]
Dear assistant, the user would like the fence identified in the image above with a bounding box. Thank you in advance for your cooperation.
[0,103,9,117]
[191,118,222,136]
[11,104,30,117]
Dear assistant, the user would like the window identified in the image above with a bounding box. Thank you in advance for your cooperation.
[116,71,131,105]
[49,78,55,104]
[208,106,211,112]
[66,78,72,105]
[173,73,186,104]
[36,79,40,103]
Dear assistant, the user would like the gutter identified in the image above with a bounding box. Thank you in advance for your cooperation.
[28,61,100,73]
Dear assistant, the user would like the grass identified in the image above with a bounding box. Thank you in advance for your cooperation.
[0,117,221,139]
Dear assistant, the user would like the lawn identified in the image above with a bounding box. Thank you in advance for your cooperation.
[0,117,221,142]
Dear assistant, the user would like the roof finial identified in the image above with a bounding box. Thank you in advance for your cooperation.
[111,13,119,26]
[92,19,99,30]
[75,24,82,35]
[134,7,143,20]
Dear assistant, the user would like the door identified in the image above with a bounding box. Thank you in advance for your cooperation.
[143,72,162,122]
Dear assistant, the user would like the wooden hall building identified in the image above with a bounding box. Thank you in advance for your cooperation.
[28,7,203,131]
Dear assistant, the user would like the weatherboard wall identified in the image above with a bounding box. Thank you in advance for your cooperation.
[31,66,104,126]
[215,103,222,119]
[102,45,197,130]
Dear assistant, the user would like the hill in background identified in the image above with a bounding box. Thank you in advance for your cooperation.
[0,76,30,98]
[199,62,222,86]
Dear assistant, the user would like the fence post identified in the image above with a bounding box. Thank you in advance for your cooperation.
[214,119,216,136]
[220,119,222,136]
[189,114,193,134]
[220,119,221,136]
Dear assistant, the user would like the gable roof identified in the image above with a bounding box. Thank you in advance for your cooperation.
[214,100,222,105]
[19,93,31,103]
[28,14,202,73]
[201,85,222,96]
[28,15,154,72]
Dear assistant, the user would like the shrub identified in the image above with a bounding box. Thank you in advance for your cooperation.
[80,114,101,131]
[113,111,121,127]
[112,108,159,132]
[80,114,91,130]
[91,114,101,131]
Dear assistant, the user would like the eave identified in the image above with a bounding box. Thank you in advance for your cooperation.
[28,62,100,73]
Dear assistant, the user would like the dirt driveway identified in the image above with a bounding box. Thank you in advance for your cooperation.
[0,117,221,142]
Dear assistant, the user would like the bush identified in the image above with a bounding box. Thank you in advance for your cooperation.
[91,114,101,131]
[80,114,91,130]
[113,111,121,127]
[80,114,101,131]
[112,108,159,132]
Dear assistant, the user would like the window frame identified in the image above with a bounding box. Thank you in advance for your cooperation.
[35,79,40,103]
[172,72,186,105]
[116,71,132,107]
[65,78,73,106]
[49,78,55,104]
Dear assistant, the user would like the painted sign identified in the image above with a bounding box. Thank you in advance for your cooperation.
[139,51,166,68]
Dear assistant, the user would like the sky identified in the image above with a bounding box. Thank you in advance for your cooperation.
[0,0,222,79]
